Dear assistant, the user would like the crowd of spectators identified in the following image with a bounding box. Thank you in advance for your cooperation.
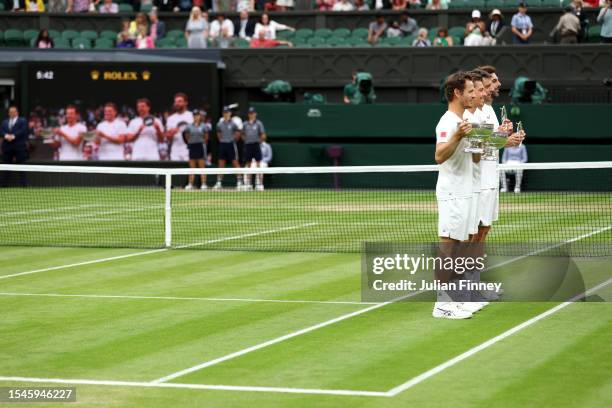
[5,0,611,13]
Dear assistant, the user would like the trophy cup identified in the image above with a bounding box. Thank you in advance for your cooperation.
[82,130,97,143]
[39,128,55,143]
[517,121,525,146]
[482,106,511,161]
[143,116,155,127]
[464,122,485,153]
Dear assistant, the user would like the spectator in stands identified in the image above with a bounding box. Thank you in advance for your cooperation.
[372,0,392,9]
[433,27,453,46]
[355,0,370,10]
[392,0,408,10]
[260,135,272,167]
[1,104,29,187]
[426,0,448,10]
[250,30,293,47]
[236,0,255,11]
[116,31,135,48]
[26,0,45,11]
[131,12,149,38]
[333,0,354,11]
[36,29,54,48]
[368,14,388,44]
[254,13,295,40]
[583,0,599,7]
[99,0,117,13]
[501,144,528,193]
[210,14,234,48]
[511,2,534,44]
[47,0,68,12]
[66,0,91,12]
[178,0,193,11]
[550,6,581,43]
[598,0,612,43]
[276,0,294,11]
[148,8,166,40]
[315,0,336,11]
[387,21,402,37]
[185,7,209,49]
[235,10,256,40]
[6,0,25,10]
[487,9,505,44]
[571,0,588,42]
[157,0,177,12]
[135,26,155,48]
[399,11,419,37]
[464,9,488,46]
[343,70,359,104]
[412,28,431,46]
[95,103,127,161]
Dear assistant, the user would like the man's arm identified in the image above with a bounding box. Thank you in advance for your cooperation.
[434,121,471,164]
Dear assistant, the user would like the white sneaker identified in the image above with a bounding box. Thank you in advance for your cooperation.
[244,184,253,191]
[500,187,507,193]
[461,302,489,313]
[185,184,194,190]
[514,187,521,193]
[237,181,244,190]
[432,302,473,319]
[255,184,264,191]
[200,184,208,190]
[213,181,222,190]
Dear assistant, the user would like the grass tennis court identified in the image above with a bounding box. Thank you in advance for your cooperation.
[1,182,611,406]
[0,246,611,407]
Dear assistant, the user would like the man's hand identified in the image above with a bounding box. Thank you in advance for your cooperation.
[4,134,15,141]
[506,131,525,147]
[457,120,472,139]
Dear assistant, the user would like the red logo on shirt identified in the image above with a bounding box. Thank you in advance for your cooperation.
[440,132,447,138]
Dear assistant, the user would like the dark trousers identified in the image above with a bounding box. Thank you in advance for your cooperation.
[2,148,28,187]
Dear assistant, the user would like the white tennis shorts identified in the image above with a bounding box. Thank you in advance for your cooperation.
[437,196,472,242]
[479,188,499,227]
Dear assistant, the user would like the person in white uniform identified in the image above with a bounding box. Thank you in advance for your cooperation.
[432,71,479,320]
[165,92,193,162]
[95,103,127,161]
[126,98,164,161]
[52,105,86,160]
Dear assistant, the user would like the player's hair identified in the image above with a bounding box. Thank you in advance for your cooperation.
[467,71,483,83]
[104,102,118,112]
[444,72,471,102]
[472,68,491,79]
[174,92,188,102]
[476,65,496,74]
[65,104,78,113]
[137,98,151,108]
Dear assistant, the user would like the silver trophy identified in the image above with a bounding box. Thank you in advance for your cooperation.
[464,123,485,153]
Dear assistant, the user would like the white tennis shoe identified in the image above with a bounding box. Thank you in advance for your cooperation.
[432,302,473,319]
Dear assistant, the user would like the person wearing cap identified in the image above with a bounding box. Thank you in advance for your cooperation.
[126,98,164,161]
[550,7,581,43]
[214,106,242,190]
[464,10,488,46]
[487,9,506,44]
[511,2,534,44]
[242,107,267,191]
[148,8,166,40]
[183,110,209,190]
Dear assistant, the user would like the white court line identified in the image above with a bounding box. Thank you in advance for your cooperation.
[0,204,103,217]
[386,276,612,396]
[152,225,612,384]
[0,292,375,306]
[0,205,163,227]
[0,223,317,281]
[151,301,388,384]
[0,376,388,398]
[0,278,609,398]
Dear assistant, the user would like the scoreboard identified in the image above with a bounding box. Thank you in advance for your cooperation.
[22,60,220,116]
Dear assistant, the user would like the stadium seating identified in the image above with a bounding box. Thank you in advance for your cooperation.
[61,30,80,42]
[587,25,601,43]
[332,28,351,39]
[80,30,98,42]
[314,28,333,39]
[94,39,114,49]
[48,29,61,40]
[72,38,92,49]
[118,4,133,12]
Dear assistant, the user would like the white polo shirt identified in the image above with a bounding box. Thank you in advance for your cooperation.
[128,116,163,161]
[435,111,473,199]
[480,104,501,189]
[96,119,127,161]
[166,111,193,161]
[58,122,86,161]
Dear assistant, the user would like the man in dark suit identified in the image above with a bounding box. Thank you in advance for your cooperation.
[148,9,166,40]
[234,10,256,40]
[1,104,29,186]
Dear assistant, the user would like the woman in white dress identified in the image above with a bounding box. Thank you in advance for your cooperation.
[185,7,209,49]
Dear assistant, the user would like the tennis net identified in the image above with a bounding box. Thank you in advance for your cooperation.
[0,162,610,255]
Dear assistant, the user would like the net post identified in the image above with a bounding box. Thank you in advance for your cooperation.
[164,172,172,248]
